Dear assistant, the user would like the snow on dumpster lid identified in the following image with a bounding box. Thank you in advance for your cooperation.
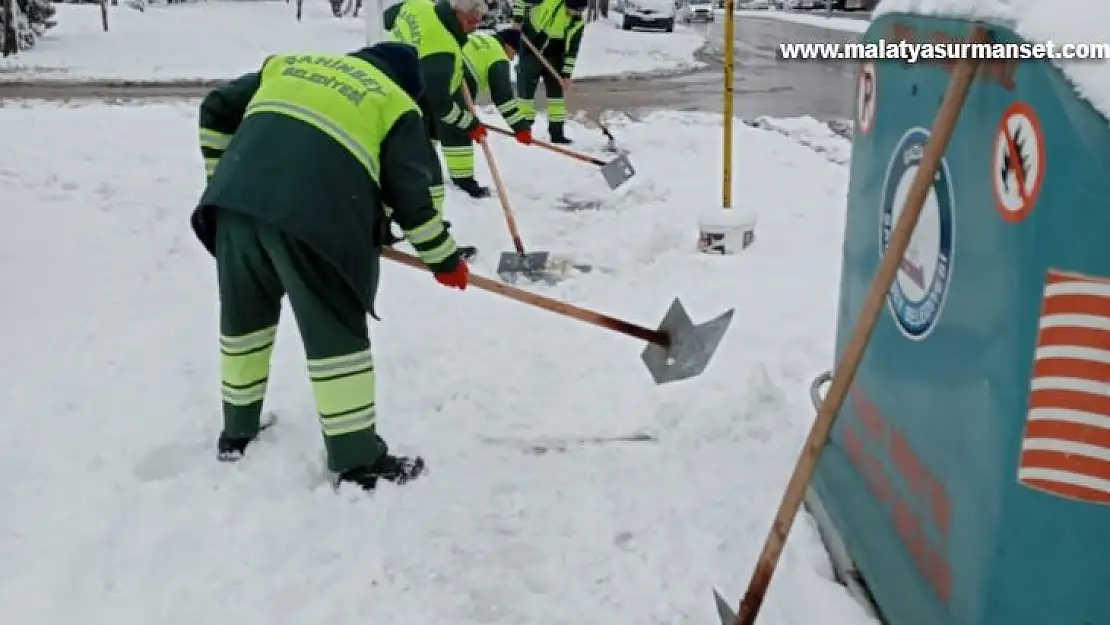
[873,0,1110,121]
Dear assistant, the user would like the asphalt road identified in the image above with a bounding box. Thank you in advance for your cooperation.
[0,15,863,122]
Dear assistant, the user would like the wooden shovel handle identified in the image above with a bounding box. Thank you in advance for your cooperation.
[381,247,669,346]
[485,125,607,166]
[458,81,528,256]
[730,26,991,625]
[521,35,564,84]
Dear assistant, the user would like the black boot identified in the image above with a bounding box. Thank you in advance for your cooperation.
[338,453,426,491]
[549,123,572,145]
[216,414,278,461]
[452,177,491,198]
[217,433,255,462]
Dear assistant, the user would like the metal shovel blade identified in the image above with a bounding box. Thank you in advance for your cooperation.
[640,298,735,385]
[497,250,551,280]
[600,153,636,190]
[712,588,737,625]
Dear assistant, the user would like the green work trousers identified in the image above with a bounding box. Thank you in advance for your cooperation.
[214,209,386,473]
[438,121,476,182]
[516,52,567,136]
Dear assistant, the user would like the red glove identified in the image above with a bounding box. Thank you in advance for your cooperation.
[468,124,487,143]
[514,129,533,145]
[434,257,468,290]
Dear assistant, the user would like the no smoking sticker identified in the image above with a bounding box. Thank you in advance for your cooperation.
[857,62,876,134]
[992,102,1045,222]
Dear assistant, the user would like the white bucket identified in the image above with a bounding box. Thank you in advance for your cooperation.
[697,208,756,254]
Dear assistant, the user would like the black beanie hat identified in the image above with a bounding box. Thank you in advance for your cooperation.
[493,28,521,51]
[367,42,425,102]
[565,0,587,10]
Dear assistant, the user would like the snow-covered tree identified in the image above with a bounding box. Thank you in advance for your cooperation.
[1,0,58,56]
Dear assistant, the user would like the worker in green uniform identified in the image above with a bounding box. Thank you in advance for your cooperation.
[439,28,532,198]
[513,0,586,144]
[192,42,469,492]
[387,0,489,217]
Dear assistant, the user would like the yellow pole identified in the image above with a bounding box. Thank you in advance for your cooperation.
[721,0,735,209]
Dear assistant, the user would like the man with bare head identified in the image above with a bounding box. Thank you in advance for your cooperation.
[388,0,488,257]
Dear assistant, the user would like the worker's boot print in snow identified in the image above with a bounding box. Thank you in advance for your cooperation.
[452,176,491,199]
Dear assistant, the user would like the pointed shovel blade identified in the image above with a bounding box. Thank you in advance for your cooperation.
[640,298,735,385]
[712,588,737,625]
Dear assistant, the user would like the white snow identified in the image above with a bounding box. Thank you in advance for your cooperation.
[0,1,705,82]
[874,0,1110,121]
[0,100,868,625]
[746,115,853,164]
[740,9,869,33]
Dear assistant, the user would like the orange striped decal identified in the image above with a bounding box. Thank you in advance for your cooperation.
[1018,269,1110,504]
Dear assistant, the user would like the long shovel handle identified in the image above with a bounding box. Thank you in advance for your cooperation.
[728,26,990,625]
[458,81,528,256]
[382,247,668,345]
[520,35,564,84]
[485,125,607,166]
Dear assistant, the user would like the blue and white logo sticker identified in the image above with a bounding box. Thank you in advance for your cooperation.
[880,127,955,340]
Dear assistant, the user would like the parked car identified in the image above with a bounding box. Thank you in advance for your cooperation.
[746,0,770,7]
[678,0,713,22]
[621,0,676,31]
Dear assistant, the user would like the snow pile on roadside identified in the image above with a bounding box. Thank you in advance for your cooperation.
[0,2,705,82]
[575,21,706,78]
[0,100,868,625]
[733,9,870,34]
[874,0,1110,121]
[746,115,852,165]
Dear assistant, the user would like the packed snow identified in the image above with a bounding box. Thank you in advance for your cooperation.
[0,1,706,82]
[715,8,869,33]
[0,99,870,625]
[874,0,1110,121]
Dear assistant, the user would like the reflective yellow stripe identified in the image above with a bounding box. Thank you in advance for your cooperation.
[406,215,445,245]
[204,157,219,176]
[200,127,232,150]
[220,326,277,407]
[308,349,376,436]
[418,236,458,265]
[246,99,380,183]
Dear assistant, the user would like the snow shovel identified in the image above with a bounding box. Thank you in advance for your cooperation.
[486,125,636,191]
[381,248,734,385]
[457,82,555,281]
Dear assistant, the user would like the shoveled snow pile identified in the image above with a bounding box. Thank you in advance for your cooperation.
[0,100,870,625]
[874,0,1110,120]
[0,2,704,82]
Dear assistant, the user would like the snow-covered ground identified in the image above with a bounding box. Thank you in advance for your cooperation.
[0,99,869,625]
[714,8,869,33]
[0,1,706,82]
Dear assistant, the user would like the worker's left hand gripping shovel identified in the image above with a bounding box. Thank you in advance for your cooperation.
[382,247,734,384]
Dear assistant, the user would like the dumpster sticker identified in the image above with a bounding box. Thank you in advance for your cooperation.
[1019,269,1110,505]
[857,62,876,134]
[992,102,1045,223]
[880,127,954,341]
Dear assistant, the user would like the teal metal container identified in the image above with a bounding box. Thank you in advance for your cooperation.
[812,13,1110,625]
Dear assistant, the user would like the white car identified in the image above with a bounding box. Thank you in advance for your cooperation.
[620,0,677,31]
[679,0,714,21]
